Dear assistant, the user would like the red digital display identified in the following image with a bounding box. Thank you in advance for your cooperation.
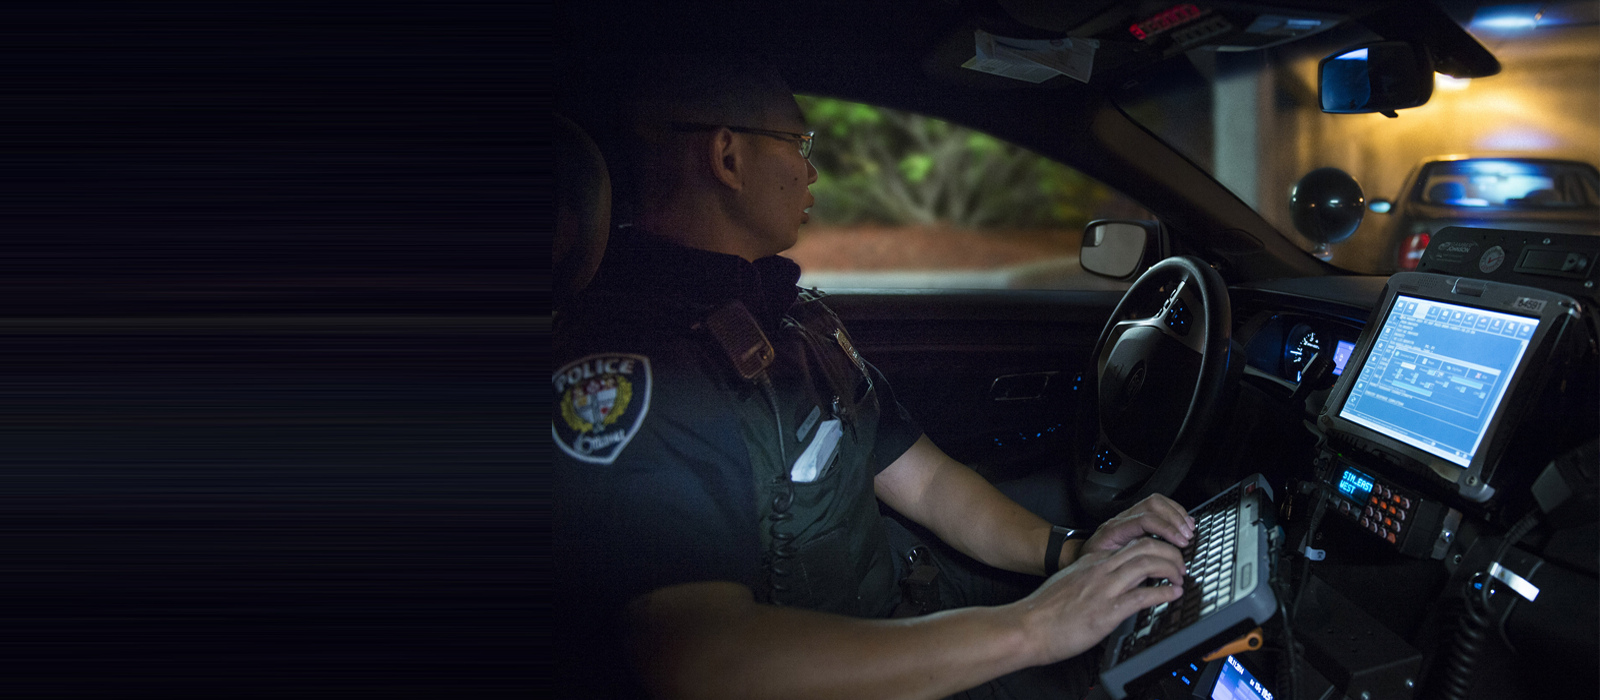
[1129,3,1203,40]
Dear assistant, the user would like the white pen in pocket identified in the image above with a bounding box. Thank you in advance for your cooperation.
[790,419,843,483]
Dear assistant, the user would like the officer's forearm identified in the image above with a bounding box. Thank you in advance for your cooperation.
[875,435,1074,576]
[627,580,1038,700]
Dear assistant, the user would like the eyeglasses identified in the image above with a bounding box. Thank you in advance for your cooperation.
[670,122,814,159]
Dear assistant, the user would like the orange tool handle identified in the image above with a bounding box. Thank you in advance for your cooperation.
[1201,627,1264,662]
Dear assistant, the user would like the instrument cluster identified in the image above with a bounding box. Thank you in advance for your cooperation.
[1281,322,1357,385]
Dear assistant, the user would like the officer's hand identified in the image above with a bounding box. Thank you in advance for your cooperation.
[1082,494,1195,554]
[1013,537,1187,665]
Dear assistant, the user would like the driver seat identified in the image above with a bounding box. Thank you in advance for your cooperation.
[553,112,612,319]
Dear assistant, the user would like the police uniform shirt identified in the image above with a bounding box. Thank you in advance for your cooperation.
[553,229,923,633]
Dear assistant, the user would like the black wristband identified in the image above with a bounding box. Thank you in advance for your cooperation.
[1044,525,1086,576]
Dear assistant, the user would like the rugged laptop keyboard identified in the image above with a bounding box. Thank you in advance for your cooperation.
[1098,474,1278,699]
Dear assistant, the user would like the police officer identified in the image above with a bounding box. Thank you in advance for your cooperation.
[554,54,1196,700]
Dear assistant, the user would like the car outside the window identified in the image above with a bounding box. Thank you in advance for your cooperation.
[1368,156,1600,271]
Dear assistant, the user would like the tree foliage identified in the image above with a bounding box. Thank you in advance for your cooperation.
[797,95,1115,229]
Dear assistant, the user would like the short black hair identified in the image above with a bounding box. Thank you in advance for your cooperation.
[562,52,795,224]
[624,52,791,127]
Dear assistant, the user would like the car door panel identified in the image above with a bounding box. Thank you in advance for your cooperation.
[822,290,1122,482]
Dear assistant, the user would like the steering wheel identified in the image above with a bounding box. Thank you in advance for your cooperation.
[1072,256,1236,522]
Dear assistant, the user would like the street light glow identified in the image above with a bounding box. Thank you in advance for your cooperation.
[1479,128,1558,151]
[1474,16,1538,29]
[1471,4,1542,30]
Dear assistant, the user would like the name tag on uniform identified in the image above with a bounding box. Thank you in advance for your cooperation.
[790,419,843,483]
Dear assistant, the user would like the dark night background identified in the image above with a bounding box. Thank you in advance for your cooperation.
[4,2,534,694]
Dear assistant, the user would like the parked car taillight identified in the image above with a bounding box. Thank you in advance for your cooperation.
[1398,231,1430,270]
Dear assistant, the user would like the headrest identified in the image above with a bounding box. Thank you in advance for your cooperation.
[554,112,612,311]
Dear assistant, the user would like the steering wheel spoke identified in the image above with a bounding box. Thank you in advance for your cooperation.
[1084,433,1157,492]
[1158,276,1210,353]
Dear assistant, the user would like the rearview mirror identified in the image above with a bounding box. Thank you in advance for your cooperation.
[1318,41,1434,118]
[1081,220,1162,280]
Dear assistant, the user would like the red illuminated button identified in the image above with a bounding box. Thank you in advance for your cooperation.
[1386,532,1397,544]
[1384,517,1393,528]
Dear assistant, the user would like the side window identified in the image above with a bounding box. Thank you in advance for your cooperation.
[789,95,1149,291]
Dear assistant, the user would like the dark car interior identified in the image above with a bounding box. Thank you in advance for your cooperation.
[558,1,1598,699]
[11,6,529,694]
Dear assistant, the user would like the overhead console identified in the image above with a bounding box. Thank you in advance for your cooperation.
[955,0,1498,90]
[1310,267,1591,556]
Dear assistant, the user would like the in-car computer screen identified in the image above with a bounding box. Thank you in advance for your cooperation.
[1338,295,1536,467]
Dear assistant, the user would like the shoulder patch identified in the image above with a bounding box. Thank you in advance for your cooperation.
[554,353,652,464]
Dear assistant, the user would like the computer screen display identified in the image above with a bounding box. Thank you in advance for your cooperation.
[1337,295,1536,467]
[1210,655,1273,700]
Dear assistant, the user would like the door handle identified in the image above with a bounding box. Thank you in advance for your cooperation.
[988,372,1056,401]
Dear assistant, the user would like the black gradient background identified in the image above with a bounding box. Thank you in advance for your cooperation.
[5,3,534,694]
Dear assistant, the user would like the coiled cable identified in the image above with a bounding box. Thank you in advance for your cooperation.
[1265,519,1301,700]
[1274,480,1340,700]
[759,379,797,605]
[1437,511,1539,700]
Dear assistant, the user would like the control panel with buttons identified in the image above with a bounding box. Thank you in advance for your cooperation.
[1326,463,1420,548]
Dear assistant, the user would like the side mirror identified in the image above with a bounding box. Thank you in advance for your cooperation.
[1081,220,1162,280]
[1318,41,1434,118]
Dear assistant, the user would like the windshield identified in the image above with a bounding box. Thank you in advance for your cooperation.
[1112,9,1600,275]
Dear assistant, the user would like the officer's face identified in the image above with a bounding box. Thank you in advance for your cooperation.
[739,92,818,259]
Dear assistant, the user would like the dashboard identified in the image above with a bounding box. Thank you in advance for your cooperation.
[1217,261,1597,698]
[1231,278,1381,392]
[1230,264,1592,537]
[1231,269,1589,487]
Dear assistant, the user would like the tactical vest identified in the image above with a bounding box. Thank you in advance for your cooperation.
[721,290,901,618]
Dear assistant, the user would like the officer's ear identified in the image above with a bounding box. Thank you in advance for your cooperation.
[702,127,745,193]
